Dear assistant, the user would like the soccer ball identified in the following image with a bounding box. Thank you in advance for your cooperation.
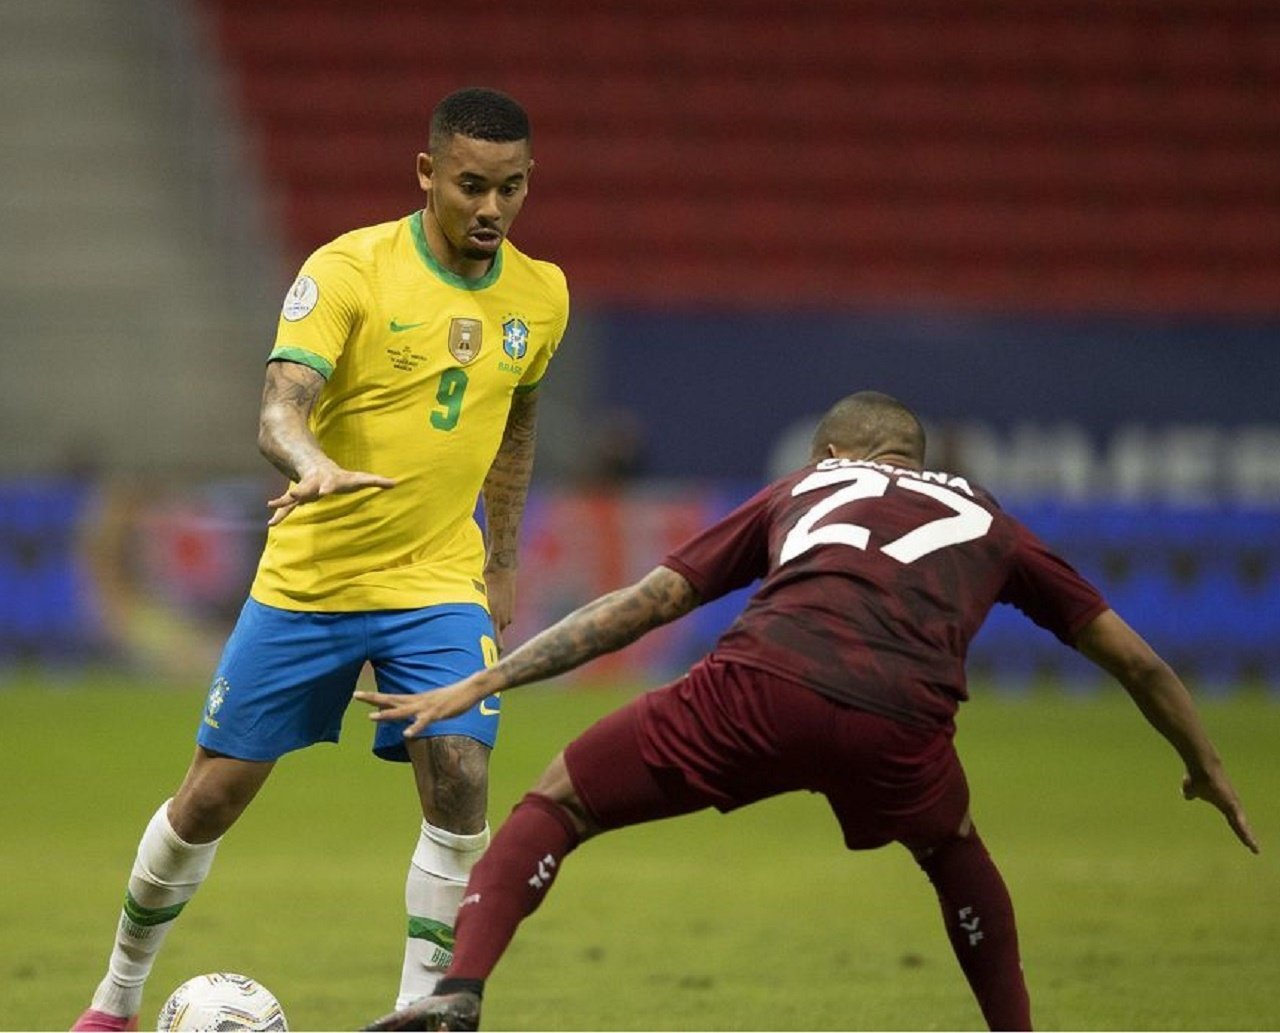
[156,973,288,1031]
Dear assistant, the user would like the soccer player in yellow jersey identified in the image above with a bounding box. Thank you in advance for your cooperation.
[74,88,569,1031]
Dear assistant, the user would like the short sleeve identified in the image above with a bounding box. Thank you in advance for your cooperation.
[516,264,570,392]
[662,486,773,603]
[269,247,367,379]
[998,520,1109,644]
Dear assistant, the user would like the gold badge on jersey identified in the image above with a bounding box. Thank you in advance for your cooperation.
[448,318,483,364]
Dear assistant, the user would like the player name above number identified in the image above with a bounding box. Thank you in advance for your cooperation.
[815,457,974,497]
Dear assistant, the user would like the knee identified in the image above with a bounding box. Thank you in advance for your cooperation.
[529,753,597,840]
[169,750,274,843]
[551,793,598,840]
[168,781,248,843]
[517,791,595,843]
[911,826,989,884]
[908,811,975,865]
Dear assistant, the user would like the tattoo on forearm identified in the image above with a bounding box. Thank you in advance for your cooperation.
[258,361,327,480]
[493,569,700,689]
[483,390,539,570]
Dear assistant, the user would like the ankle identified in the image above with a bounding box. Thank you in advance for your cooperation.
[89,974,142,1018]
[433,977,484,999]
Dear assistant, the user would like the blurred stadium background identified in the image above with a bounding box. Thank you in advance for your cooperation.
[1,0,1277,691]
[3,2,1280,1029]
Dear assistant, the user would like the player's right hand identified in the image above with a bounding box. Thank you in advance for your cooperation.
[355,678,486,737]
[1183,769,1260,854]
[266,467,396,525]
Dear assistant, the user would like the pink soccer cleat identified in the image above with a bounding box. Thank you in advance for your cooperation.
[71,1008,139,1031]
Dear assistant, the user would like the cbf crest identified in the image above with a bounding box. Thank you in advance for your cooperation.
[448,317,482,364]
[203,676,229,729]
[502,317,530,360]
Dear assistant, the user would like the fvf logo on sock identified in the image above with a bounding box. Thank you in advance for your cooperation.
[958,906,984,946]
[528,853,557,890]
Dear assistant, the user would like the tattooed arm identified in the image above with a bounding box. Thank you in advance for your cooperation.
[355,565,702,735]
[258,359,396,526]
[481,388,540,636]
[480,564,699,689]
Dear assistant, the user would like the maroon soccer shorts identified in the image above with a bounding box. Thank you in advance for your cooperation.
[564,656,970,850]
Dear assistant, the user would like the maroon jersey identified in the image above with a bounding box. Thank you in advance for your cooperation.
[662,458,1108,730]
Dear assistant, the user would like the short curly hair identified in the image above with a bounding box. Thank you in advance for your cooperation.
[429,87,531,154]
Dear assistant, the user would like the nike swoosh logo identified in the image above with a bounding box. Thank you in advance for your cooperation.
[479,698,501,716]
[389,319,427,333]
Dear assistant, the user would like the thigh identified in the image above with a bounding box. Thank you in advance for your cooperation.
[821,710,970,852]
[369,603,500,761]
[196,599,367,762]
[563,690,718,831]
[630,659,831,811]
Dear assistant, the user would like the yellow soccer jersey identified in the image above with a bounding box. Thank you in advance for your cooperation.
[250,211,569,611]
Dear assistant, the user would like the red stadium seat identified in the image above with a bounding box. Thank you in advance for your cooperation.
[196,0,1280,310]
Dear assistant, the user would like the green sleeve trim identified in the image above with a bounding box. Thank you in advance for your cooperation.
[268,347,334,379]
[513,379,542,394]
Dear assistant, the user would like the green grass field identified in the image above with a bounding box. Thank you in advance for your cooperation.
[1,672,1277,1031]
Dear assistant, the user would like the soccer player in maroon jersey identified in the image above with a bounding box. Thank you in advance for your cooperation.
[356,391,1258,1032]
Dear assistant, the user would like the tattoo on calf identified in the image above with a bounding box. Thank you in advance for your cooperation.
[424,736,490,830]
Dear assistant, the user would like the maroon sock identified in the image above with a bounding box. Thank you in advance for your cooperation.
[916,830,1032,1031]
[447,792,581,982]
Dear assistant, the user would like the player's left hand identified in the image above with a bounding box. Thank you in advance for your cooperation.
[354,679,486,738]
[484,565,518,648]
[1183,769,1260,854]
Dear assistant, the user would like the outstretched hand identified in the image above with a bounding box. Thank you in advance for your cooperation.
[354,677,489,738]
[267,466,397,525]
[1183,769,1260,853]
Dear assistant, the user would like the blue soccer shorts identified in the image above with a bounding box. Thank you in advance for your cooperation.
[195,598,501,763]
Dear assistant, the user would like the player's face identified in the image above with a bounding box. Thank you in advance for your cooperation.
[418,135,532,274]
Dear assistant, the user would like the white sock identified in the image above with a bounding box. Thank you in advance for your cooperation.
[90,800,221,1017]
[396,820,490,1009]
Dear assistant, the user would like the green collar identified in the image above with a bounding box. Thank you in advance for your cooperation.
[409,210,503,290]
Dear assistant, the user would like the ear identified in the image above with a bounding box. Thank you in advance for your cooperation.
[416,152,433,192]
[825,444,837,458]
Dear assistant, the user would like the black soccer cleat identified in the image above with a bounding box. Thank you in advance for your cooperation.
[360,991,482,1032]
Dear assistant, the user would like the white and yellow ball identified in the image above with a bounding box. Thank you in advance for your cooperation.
[156,973,287,1032]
